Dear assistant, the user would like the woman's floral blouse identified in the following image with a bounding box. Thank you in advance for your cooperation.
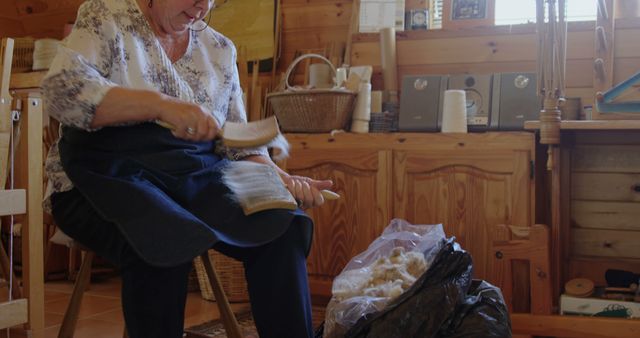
[42,0,266,211]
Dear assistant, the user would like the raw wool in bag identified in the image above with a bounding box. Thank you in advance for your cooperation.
[323,219,445,338]
[333,247,427,301]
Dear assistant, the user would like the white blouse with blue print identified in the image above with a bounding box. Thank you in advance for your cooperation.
[42,0,267,211]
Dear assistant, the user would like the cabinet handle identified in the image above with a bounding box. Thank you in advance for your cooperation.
[633,184,640,193]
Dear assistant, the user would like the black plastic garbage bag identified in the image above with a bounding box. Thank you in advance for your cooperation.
[317,238,511,338]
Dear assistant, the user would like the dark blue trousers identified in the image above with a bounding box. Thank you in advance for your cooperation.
[52,188,314,338]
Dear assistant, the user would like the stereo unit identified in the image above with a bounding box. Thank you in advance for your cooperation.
[491,73,541,130]
[398,75,448,131]
[448,74,493,130]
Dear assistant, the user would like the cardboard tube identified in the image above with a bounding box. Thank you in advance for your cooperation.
[371,91,382,113]
[379,27,398,103]
[352,83,372,121]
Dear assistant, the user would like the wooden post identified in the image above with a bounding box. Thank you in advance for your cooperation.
[19,92,45,337]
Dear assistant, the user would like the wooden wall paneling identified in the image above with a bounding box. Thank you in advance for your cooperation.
[572,200,640,231]
[0,18,26,37]
[14,0,84,15]
[615,28,640,58]
[281,2,351,30]
[19,8,79,39]
[280,27,348,68]
[564,87,596,107]
[572,172,640,201]
[572,228,640,258]
[614,57,640,85]
[351,30,596,67]
[0,1,20,18]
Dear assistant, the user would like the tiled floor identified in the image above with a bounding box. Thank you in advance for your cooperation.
[1,276,250,338]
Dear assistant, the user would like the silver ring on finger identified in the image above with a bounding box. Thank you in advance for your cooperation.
[186,126,196,135]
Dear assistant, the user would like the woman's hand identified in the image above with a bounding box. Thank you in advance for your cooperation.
[156,95,219,141]
[282,174,333,210]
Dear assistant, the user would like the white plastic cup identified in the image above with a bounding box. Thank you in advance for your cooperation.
[441,90,468,133]
[335,67,348,87]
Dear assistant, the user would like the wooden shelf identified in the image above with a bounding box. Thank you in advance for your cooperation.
[512,313,640,337]
[525,120,640,130]
[10,71,47,90]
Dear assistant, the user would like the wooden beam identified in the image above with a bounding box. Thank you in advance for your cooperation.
[15,92,44,337]
[512,313,640,337]
[0,299,28,329]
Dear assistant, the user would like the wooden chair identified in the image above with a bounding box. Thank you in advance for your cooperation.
[58,248,243,338]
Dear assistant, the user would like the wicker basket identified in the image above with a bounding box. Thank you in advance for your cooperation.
[11,37,35,73]
[193,249,249,303]
[267,54,356,133]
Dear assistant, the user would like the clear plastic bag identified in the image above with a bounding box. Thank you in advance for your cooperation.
[323,219,446,338]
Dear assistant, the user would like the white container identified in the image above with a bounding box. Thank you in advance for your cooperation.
[309,63,332,89]
[560,294,640,318]
[441,90,467,133]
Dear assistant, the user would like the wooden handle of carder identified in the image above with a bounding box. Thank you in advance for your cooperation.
[321,190,340,200]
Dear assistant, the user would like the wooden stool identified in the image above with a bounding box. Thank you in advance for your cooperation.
[58,251,243,338]
[489,224,552,315]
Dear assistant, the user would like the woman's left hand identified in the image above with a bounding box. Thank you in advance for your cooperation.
[282,174,333,210]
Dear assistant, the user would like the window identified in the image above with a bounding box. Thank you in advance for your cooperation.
[430,0,597,28]
[495,0,596,25]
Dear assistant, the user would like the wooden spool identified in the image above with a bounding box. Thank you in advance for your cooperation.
[565,278,595,298]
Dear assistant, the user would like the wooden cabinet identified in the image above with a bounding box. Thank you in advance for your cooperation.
[283,132,535,298]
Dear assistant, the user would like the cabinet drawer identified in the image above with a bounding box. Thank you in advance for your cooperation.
[572,228,640,259]
[572,145,640,173]
[572,173,640,202]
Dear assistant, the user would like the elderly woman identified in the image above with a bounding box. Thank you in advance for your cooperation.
[42,0,332,337]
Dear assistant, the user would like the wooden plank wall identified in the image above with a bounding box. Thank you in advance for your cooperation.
[0,0,83,39]
[350,19,640,109]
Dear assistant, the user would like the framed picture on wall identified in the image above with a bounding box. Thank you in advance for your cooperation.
[442,0,495,30]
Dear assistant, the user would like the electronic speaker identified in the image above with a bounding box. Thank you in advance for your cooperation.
[448,74,493,130]
[491,73,540,130]
[398,75,448,131]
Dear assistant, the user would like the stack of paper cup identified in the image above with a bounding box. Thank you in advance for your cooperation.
[441,90,468,133]
[351,83,371,133]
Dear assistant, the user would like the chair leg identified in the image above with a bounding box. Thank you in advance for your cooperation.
[58,250,94,338]
[200,252,243,338]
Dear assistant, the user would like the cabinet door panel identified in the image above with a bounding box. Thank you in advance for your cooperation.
[285,149,392,296]
[394,150,532,280]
